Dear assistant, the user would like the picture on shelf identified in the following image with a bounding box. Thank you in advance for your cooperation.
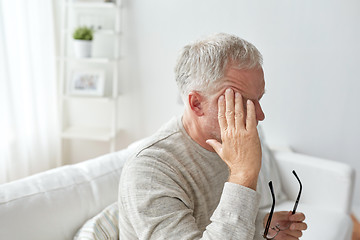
[69,69,105,97]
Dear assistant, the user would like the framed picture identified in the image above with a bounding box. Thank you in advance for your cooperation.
[69,69,105,97]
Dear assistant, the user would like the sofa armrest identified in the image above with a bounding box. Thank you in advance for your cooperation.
[273,150,355,214]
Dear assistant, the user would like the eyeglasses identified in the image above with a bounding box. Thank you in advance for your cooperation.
[263,170,302,239]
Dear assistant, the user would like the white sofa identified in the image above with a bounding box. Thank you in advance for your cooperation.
[0,142,355,240]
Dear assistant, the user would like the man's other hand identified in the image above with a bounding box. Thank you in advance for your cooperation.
[264,211,308,239]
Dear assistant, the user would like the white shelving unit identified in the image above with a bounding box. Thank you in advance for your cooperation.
[58,0,123,164]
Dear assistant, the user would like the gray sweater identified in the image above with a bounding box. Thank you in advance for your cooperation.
[118,117,286,239]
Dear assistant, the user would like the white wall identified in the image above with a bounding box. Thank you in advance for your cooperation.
[122,0,360,206]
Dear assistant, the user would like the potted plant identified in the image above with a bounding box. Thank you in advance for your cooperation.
[73,26,93,58]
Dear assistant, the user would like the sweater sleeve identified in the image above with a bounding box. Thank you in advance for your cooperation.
[118,156,261,240]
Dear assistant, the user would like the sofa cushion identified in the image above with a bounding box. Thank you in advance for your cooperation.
[0,149,131,240]
[74,202,119,240]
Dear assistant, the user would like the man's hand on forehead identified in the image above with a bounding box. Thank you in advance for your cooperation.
[206,88,262,190]
[218,87,249,114]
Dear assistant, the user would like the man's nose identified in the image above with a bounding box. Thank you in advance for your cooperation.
[255,101,265,121]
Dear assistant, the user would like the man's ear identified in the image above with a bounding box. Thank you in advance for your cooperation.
[188,91,205,116]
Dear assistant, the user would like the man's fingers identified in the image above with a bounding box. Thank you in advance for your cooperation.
[218,95,227,130]
[234,92,245,129]
[290,222,308,231]
[206,139,222,155]
[266,211,307,240]
[276,222,307,240]
[278,231,302,239]
[286,230,303,238]
[225,88,235,128]
[245,100,257,130]
[289,212,306,222]
[272,211,293,221]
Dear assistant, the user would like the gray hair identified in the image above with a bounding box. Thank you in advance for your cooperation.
[174,33,263,102]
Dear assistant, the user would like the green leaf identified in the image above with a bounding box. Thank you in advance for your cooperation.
[73,26,93,41]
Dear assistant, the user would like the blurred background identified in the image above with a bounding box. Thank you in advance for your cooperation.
[1,0,359,211]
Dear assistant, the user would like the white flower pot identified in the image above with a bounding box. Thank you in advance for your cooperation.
[73,39,92,58]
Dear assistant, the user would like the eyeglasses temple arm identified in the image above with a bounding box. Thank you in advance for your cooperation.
[263,181,275,238]
[292,170,302,214]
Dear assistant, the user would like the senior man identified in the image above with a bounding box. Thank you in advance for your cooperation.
[118,33,307,239]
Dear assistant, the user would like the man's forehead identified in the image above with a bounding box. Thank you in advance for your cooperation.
[226,66,264,78]
[217,67,265,99]
[226,67,245,77]
[224,67,264,85]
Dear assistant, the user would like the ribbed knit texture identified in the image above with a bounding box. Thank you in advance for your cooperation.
[119,116,286,240]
